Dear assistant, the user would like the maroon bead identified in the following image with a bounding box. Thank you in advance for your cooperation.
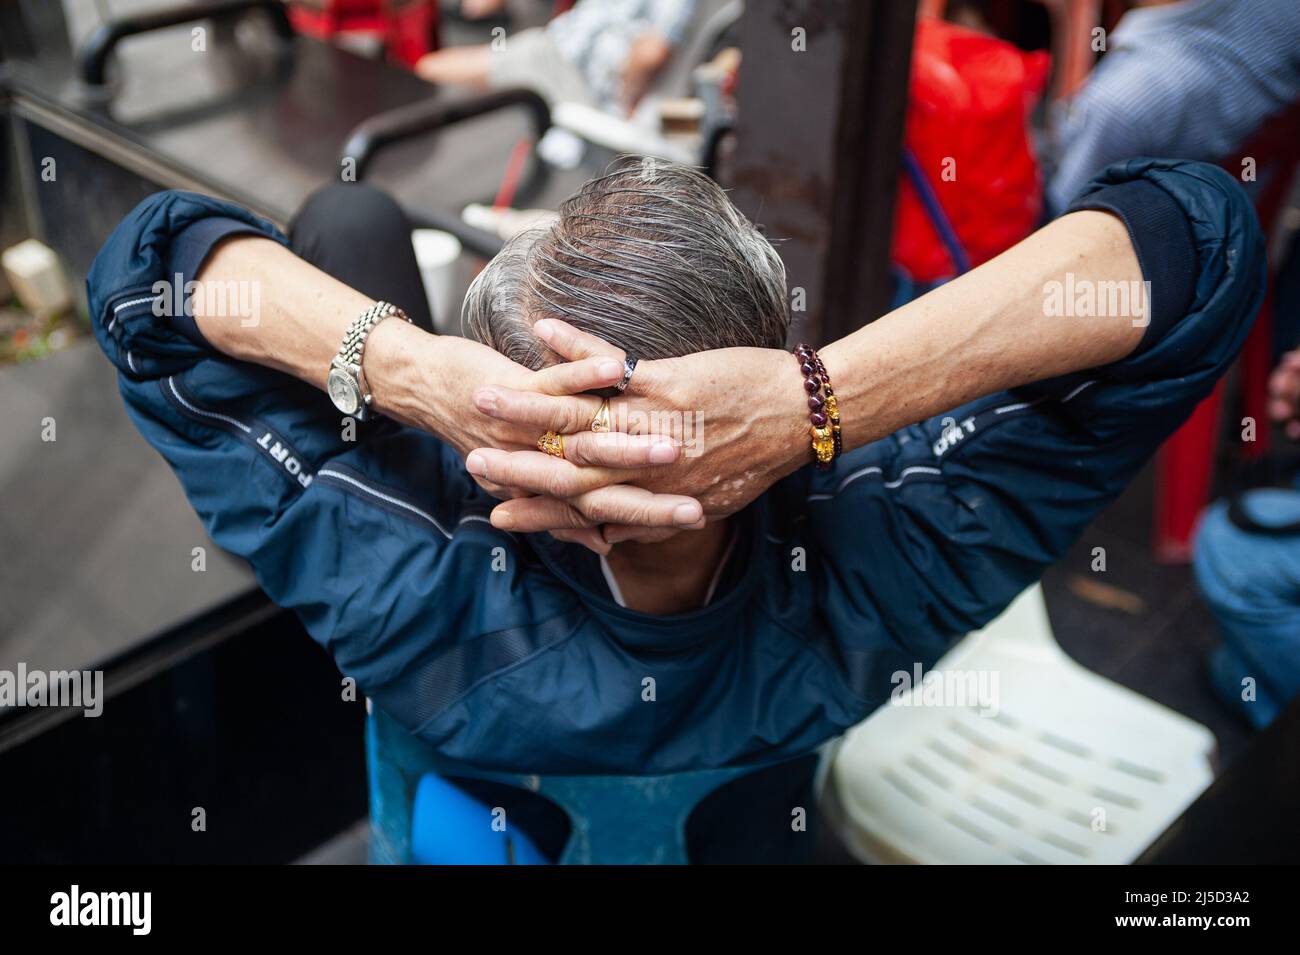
[810,411,828,427]
[803,377,820,393]
[800,362,816,376]
[807,394,824,411]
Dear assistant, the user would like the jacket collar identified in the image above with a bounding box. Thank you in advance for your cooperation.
[526,499,769,653]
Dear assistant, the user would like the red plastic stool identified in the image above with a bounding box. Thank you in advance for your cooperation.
[287,0,439,69]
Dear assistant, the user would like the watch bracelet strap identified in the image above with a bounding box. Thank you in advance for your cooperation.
[337,300,409,369]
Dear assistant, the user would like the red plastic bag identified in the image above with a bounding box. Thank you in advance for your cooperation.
[891,18,1049,283]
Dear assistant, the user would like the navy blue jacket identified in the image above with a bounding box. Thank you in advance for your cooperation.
[89,159,1263,774]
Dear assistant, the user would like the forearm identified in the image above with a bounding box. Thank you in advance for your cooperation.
[189,234,647,476]
[190,234,441,430]
[819,210,1145,453]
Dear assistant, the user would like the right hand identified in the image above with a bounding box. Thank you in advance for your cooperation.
[1269,349,1300,440]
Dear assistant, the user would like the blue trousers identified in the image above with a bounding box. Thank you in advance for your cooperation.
[1194,488,1300,727]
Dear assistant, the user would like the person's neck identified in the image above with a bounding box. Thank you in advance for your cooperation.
[604,519,735,615]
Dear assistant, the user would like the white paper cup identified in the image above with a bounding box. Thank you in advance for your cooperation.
[411,229,463,334]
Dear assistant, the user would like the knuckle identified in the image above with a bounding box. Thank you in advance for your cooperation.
[543,468,574,498]
[569,435,595,467]
[619,439,644,468]
[562,406,586,434]
[598,440,623,468]
[630,502,657,526]
[577,492,610,523]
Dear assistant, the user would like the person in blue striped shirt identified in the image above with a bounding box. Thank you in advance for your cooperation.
[1048,0,1300,215]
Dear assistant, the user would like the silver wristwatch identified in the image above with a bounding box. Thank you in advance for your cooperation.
[326,300,410,421]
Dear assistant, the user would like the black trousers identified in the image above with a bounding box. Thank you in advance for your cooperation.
[288,183,436,332]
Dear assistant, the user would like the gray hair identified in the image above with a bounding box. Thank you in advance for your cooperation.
[462,157,788,370]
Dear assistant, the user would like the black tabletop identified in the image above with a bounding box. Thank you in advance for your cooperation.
[4,13,592,226]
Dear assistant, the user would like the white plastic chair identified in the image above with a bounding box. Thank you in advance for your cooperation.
[823,585,1216,864]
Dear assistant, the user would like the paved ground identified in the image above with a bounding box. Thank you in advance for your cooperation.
[0,339,254,673]
[1042,465,1254,769]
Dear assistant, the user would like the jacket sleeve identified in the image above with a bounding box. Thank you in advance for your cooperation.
[88,191,534,738]
[804,159,1266,675]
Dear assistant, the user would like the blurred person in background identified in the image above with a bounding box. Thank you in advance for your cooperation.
[1047,0,1300,214]
[457,0,511,21]
[889,15,1049,299]
[1194,348,1300,729]
[416,0,698,116]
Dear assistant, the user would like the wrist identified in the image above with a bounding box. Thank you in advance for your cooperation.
[765,347,819,479]
[818,337,872,454]
[363,319,441,432]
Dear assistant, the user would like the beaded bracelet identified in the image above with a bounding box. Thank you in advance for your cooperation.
[794,343,842,470]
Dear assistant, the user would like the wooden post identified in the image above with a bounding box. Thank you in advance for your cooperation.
[729,0,917,344]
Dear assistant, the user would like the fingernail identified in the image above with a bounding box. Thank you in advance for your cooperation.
[492,510,515,530]
[533,319,554,340]
[603,526,630,544]
[648,440,676,464]
[673,503,702,526]
[466,452,487,476]
[598,359,623,379]
[474,388,498,414]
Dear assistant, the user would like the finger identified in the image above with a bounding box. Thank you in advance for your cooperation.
[1282,371,1300,406]
[529,355,626,397]
[549,527,613,556]
[490,483,703,531]
[563,431,678,468]
[470,474,518,501]
[474,387,607,434]
[490,495,596,532]
[602,524,686,545]
[570,484,703,528]
[467,447,611,498]
[533,318,625,362]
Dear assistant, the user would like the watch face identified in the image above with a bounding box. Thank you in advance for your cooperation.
[327,368,360,416]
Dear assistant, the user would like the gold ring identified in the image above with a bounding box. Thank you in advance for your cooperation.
[537,430,565,458]
[590,399,612,433]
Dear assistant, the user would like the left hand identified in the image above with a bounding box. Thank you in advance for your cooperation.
[619,32,673,115]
